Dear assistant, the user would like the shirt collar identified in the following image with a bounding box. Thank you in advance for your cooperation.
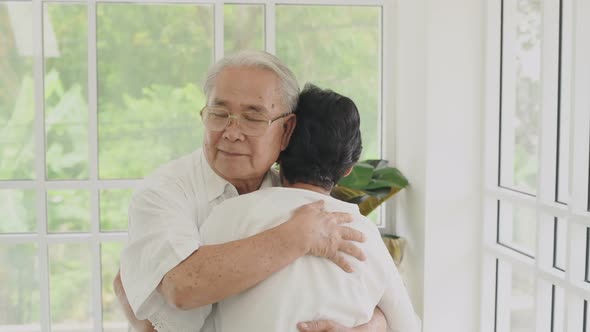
[200,149,281,203]
[260,167,281,189]
[200,149,233,203]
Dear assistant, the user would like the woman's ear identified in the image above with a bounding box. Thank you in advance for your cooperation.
[280,114,296,151]
[343,166,354,177]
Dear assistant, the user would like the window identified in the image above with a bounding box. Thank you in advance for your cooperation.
[553,218,566,272]
[585,300,589,331]
[586,228,590,283]
[482,0,590,331]
[0,0,389,330]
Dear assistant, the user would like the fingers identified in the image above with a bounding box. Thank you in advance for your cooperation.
[297,320,335,332]
[339,241,366,261]
[332,253,354,273]
[339,226,366,243]
[329,212,354,224]
[309,200,326,209]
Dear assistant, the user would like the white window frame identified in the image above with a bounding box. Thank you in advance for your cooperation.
[481,0,590,331]
[0,1,394,330]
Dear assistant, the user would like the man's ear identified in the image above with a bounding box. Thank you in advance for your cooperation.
[343,166,354,177]
[280,114,296,151]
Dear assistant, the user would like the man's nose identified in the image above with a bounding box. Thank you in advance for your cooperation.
[222,117,246,141]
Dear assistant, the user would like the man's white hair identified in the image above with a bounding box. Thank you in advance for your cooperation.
[203,50,300,113]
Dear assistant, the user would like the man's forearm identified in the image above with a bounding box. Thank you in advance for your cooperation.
[159,219,307,310]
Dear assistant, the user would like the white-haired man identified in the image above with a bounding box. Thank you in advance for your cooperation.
[114,51,388,332]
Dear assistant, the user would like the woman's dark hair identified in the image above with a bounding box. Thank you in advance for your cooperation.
[279,84,362,191]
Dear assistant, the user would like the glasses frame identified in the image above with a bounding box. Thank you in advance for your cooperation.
[200,106,293,136]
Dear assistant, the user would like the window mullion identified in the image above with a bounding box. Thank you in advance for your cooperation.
[569,0,590,215]
[483,0,502,192]
[33,0,51,329]
[86,1,103,330]
[498,0,517,190]
[480,256,498,332]
[264,1,275,54]
[537,0,562,330]
[214,2,224,61]
[537,0,560,205]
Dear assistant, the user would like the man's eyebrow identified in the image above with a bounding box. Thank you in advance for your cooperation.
[210,99,269,113]
[210,98,227,107]
[243,104,269,113]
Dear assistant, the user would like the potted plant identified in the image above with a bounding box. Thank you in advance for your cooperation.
[330,160,409,266]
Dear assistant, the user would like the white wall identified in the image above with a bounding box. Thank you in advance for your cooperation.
[391,0,485,330]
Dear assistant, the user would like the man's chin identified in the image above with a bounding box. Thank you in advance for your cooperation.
[216,165,250,181]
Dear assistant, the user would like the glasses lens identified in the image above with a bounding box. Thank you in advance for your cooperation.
[240,112,269,136]
[204,108,229,131]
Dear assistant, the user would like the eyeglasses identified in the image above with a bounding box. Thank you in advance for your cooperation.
[200,106,292,137]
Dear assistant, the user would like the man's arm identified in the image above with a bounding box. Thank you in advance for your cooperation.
[296,307,387,332]
[158,200,366,310]
[113,272,155,332]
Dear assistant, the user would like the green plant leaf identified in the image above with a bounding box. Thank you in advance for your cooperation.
[330,186,369,205]
[364,179,397,190]
[337,162,374,189]
[363,186,396,199]
[358,187,402,216]
[373,167,409,188]
[332,159,409,216]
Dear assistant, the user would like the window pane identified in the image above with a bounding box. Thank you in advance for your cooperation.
[101,242,126,332]
[224,4,264,54]
[47,190,90,233]
[553,218,566,271]
[498,200,537,257]
[97,4,212,179]
[510,267,535,332]
[551,285,565,332]
[0,243,40,331]
[556,88,570,205]
[0,189,36,233]
[0,2,35,180]
[276,5,381,159]
[499,0,542,195]
[44,4,89,180]
[100,189,133,232]
[586,228,590,283]
[49,243,92,332]
[585,300,588,332]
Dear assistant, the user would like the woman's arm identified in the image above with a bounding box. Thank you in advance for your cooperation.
[113,272,155,332]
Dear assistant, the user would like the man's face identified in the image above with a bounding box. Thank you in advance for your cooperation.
[203,66,295,186]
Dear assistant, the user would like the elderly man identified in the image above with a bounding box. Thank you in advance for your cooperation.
[114,51,388,332]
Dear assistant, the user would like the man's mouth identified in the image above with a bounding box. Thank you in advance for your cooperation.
[218,149,247,157]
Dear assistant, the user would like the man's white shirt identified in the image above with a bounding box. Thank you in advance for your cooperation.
[119,148,279,332]
[200,187,421,332]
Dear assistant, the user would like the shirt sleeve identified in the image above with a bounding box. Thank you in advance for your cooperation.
[120,180,201,320]
[375,240,422,332]
[378,273,422,332]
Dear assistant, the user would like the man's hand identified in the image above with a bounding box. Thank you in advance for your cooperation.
[290,200,367,272]
[297,320,353,332]
[297,307,387,332]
